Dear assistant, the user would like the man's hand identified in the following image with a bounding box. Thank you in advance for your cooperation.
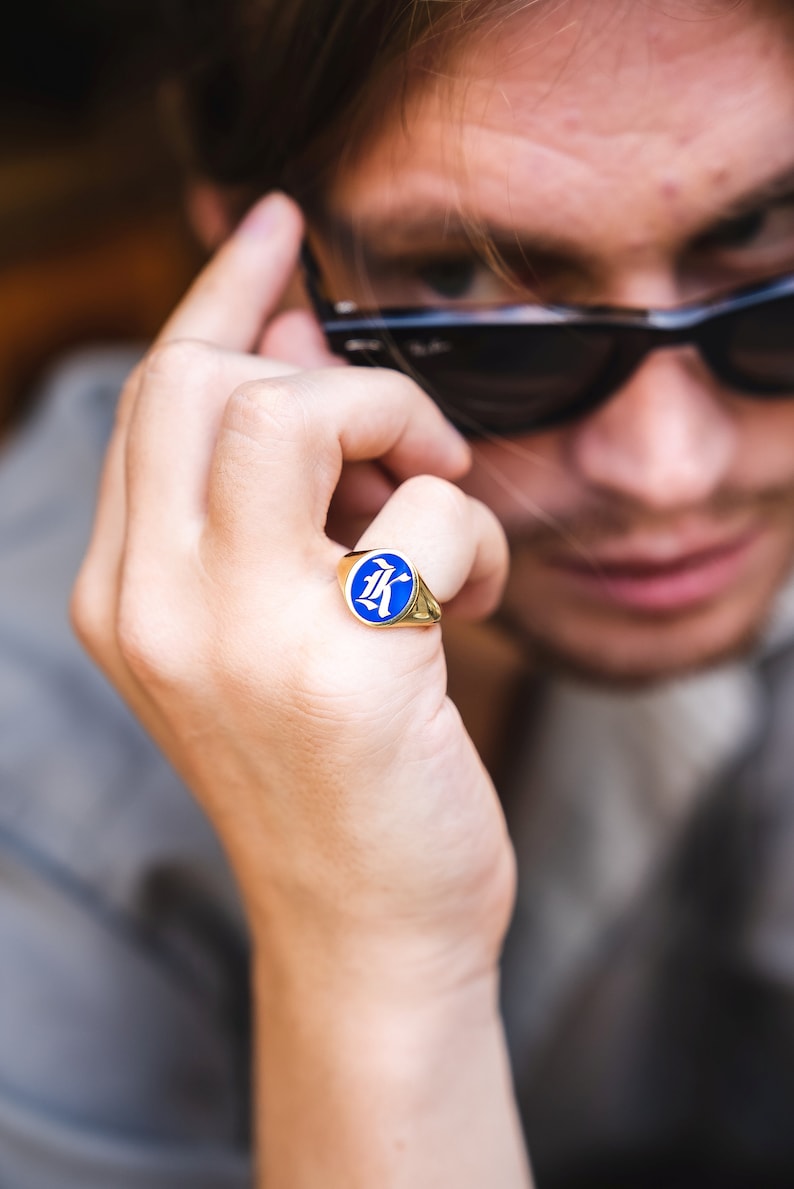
[71,192,531,1187]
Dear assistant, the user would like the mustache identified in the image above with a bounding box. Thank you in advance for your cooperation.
[505,483,794,555]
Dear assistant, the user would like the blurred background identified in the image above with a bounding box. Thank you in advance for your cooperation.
[0,1,203,430]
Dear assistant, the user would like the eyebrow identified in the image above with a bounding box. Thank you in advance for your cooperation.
[321,208,562,264]
[320,161,794,263]
[716,164,794,221]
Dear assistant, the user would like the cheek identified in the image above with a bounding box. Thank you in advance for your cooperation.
[460,433,578,528]
[726,398,794,488]
[463,397,794,519]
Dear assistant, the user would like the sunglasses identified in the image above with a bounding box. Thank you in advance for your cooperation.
[302,246,794,439]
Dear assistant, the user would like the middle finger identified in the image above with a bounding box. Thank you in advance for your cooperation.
[203,368,471,572]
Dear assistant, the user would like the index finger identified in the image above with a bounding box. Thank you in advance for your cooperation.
[157,192,305,352]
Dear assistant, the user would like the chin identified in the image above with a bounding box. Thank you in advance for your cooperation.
[498,602,770,691]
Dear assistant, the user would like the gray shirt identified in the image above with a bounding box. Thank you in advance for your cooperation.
[0,351,251,1188]
[501,611,794,1187]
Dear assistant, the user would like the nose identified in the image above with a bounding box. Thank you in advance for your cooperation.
[566,346,738,513]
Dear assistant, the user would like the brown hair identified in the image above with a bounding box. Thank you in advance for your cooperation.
[165,0,522,213]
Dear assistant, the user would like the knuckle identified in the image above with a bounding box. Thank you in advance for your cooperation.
[384,366,426,402]
[347,364,425,406]
[115,584,185,689]
[225,376,321,447]
[141,338,213,389]
[472,494,508,543]
[69,563,107,655]
[401,473,470,528]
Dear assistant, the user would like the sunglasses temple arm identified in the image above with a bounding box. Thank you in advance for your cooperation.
[300,242,339,323]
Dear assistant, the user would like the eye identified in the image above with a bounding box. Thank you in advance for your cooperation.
[694,210,766,251]
[416,257,477,300]
[690,201,794,264]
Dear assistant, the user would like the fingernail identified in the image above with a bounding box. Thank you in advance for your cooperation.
[238,192,286,237]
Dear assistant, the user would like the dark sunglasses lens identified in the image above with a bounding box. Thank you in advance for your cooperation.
[391,325,617,434]
[717,294,794,390]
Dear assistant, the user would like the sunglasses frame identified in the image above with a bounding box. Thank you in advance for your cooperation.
[302,243,794,437]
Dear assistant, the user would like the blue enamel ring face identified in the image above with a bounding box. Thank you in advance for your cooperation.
[344,550,418,625]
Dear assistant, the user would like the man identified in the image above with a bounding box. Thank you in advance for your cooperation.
[8,0,794,1184]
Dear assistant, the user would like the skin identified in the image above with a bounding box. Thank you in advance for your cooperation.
[326,0,794,683]
[72,0,794,1184]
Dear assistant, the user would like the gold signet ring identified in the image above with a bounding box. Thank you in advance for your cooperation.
[337,549,442,627]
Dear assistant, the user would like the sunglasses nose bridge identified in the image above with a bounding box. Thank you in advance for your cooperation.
[591,321,709,416]
[618,319,702,374]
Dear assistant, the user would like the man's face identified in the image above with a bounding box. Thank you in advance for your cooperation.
[326,0,794,684]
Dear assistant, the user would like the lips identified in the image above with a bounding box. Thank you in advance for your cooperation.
[547,526,764,614]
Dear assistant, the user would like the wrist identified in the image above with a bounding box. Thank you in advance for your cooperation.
[253,929,502,1044]
[242,836,514,1014]
[250,931,531,1189]
[250,904,505,1013]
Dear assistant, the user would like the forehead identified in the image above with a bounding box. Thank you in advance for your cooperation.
[329,0,794,252]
